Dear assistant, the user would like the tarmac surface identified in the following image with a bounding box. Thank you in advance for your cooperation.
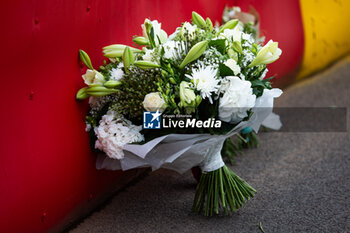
[69,57,350,233]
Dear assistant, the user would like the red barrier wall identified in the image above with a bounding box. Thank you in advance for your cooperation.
[0,1,303,232]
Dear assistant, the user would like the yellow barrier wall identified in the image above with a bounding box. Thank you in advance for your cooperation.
[298,0,350,79]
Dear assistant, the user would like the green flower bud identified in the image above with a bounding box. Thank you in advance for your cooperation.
[79,50,93,70]
[195,95,202,107]
[218,19,239,33]
[122,46,135,72]
[76,87,89,100]
[169,78,177,84]
[179,40,208,69]
[143,19,153,36]
[134,61,160,69]
[232,41,243,54]
[104,80,122,88]
[227,49,238,61]
[206,17,213,31]
[179,81,196,111]
[103,44,142,58]
[86,86,117,97]
[161,70,168,76]
[192,11,206,29]
[167,64,174,75]
[133,36,149,45]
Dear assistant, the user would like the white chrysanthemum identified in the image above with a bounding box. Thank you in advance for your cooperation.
[109,68,124,81]
[94,111,144,159]
[224,59,241,75]
[219,76,256,123]
[185,66,220,103]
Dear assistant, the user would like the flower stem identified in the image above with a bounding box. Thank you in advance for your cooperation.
[192,165,256,216]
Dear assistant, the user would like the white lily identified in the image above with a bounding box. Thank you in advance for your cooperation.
[248,40,282,67]
[142,19,167,46]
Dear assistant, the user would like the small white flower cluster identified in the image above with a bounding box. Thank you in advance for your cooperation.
[241,51,255,67]
[242,32,254,47]
[109,63,124,81]
[94,111,144,159]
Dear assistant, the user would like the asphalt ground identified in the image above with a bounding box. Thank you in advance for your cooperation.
[69,56,350,233]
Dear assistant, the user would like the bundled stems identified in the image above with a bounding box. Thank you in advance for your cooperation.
[192,165,256,216]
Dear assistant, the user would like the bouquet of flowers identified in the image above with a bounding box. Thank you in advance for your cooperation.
[76,12,282,216]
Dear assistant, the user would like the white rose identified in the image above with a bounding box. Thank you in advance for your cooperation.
[224,59,241,75]
[219,76,256,123]
[143,92,167,112]
[82,69,105,86]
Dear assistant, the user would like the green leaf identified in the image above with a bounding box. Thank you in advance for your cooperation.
[208,39,226,54]
[218,63,234,77]
[250,79,272,97]
[149,27,156,48]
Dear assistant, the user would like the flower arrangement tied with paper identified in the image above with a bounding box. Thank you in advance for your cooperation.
[76,11,282,216]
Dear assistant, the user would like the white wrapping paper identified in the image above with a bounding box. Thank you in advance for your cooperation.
[96,88,282,173]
